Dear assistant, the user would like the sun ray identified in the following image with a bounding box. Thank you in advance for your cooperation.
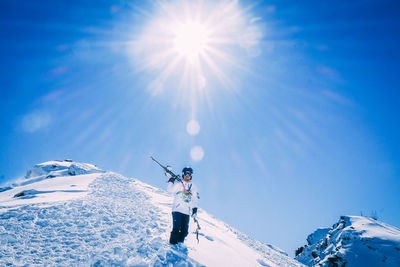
[129,0,263,110]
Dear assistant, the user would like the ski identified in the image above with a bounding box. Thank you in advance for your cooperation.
[150,156,182,182]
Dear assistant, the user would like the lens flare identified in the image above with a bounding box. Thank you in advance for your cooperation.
[190,146,204,161]
[186,119,201,136]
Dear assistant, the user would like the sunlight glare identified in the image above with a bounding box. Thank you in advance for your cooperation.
[130,0,263,106]
[173,21,210,64]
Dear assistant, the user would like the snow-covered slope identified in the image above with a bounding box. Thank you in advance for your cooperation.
[0,160,304,266]
[0,160,103,211]
[295,215,400,267]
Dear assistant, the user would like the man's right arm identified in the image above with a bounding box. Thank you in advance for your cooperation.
[167,180,179,193]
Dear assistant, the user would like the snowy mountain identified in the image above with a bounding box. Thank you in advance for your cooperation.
[295,215,400,266]
[0,160,304,266]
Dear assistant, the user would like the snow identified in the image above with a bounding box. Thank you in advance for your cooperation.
[0,173,99,211]
[0,160,304,266]
[142,177,292,266]
[296,215,400,266]
[0,160,102,212]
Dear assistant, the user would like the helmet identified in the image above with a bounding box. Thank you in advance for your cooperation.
[182,166,193,176]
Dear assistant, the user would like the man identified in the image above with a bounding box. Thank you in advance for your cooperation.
[166,166,199,245]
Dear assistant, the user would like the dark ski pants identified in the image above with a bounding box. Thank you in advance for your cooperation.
[169,212,189,244]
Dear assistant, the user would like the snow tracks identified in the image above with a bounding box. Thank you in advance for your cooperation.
[0,172,200,266]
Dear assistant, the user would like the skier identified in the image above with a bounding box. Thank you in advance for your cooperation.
[166,166,199,245]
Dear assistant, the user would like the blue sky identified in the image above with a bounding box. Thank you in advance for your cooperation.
[1,0,399,255]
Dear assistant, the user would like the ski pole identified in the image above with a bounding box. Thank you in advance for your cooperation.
[193,216,201,243]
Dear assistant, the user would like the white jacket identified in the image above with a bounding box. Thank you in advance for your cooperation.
[167,180,199,216]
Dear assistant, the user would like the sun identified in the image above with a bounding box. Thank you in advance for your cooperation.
[129,0,263,100]
[173,21,210,64]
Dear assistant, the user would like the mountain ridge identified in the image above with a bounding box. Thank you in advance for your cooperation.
[295,215,400,266]
[0,160,303,266]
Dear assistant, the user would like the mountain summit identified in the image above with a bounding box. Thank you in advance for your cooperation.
[295,215,400,266]
[0,160,303,266]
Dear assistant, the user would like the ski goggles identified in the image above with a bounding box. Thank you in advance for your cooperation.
[183,172,192,176]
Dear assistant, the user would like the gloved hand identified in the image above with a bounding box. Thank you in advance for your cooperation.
[192,207,198,218]
[166,166,173,180]
[166,165,174,182]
